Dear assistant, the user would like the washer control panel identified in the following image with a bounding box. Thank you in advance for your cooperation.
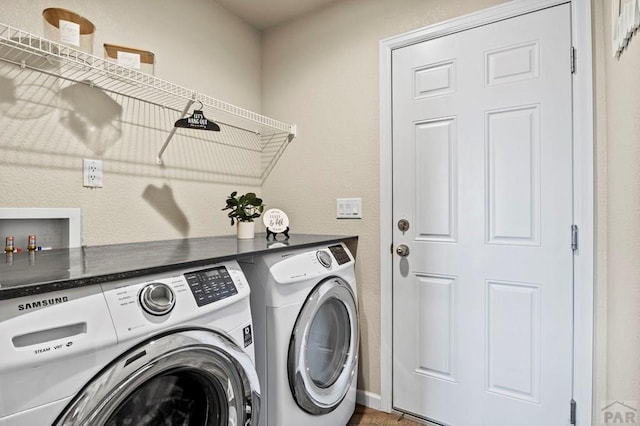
[184,265,238,307]
[101,260,249,342]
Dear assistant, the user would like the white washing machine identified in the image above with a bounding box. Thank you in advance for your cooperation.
[0,260,260,426]
[240,242,358,426]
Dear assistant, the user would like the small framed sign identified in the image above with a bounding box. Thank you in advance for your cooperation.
[263,208,290,240]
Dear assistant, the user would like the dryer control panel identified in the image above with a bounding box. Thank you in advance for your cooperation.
[268,243,354,285]
[328,244,351,265]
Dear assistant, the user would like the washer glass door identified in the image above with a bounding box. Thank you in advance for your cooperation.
[104,367,225,425]
[288,276,358,415]
[54,329,260,426]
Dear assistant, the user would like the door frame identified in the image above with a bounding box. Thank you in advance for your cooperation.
[379,0,594,424]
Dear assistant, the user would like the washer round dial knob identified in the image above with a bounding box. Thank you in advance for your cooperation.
[316,250,333,268]
[140,283,176,316]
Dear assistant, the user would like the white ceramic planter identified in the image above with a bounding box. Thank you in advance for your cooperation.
[237,221,255,239]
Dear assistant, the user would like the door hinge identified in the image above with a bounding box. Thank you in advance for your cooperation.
[570,46,576,74]
[571,224,578,252]
[570,399,577,425]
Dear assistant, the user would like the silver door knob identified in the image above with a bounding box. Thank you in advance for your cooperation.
[397,219,410,232]
[396,244,410,257]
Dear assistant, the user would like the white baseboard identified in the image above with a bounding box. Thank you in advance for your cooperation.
[356,389,383,411]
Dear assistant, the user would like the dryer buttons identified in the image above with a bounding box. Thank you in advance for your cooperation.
[316,250,333,269]
[328,244,351,265]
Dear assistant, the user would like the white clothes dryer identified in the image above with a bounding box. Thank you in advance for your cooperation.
[0,260,260,426]
[240,242,358,426]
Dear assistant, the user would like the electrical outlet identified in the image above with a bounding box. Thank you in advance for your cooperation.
[83,159,103,188]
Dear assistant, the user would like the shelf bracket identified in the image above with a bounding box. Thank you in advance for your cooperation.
[156,96,196,165]
[288,125,297,142]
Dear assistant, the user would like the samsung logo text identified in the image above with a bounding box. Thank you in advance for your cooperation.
[18,296,69,311]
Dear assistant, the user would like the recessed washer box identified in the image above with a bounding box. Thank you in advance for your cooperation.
[0,208,81,249]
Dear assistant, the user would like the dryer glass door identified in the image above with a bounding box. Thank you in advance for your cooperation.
[53,329,260,426]
[307,297,351,388]
[288,276,358,415]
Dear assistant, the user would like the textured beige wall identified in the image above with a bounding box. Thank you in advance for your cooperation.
[261,0,506,396]
[593,0,610,420]
[596,0,640,412]
[0,0,263,245]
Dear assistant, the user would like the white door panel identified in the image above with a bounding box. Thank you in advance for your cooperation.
[392,4,573,425]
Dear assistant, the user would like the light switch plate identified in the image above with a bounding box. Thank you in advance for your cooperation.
[336,198,362,219]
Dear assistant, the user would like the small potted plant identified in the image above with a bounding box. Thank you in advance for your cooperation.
[222,191,265,239]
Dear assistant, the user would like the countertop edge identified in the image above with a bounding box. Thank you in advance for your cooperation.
[0,234,358,300]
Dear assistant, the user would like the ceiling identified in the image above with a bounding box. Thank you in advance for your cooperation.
[216,0,340,30]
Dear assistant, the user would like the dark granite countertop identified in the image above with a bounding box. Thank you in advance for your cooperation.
[0,234,357,300]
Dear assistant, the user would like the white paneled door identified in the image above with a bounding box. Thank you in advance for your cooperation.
[392,4,573,425]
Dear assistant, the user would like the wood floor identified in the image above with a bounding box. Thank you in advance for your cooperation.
[347,405,423,425]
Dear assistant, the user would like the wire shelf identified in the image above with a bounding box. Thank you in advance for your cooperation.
[0,22,296,182]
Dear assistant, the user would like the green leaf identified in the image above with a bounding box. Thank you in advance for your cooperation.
[222,191,265,227]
